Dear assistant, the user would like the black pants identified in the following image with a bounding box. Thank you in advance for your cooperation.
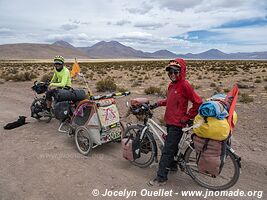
[45,89,57,101]
[157,125,183,181]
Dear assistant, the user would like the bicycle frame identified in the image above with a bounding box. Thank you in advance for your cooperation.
[139,117,195,158]
[140,118,166,145]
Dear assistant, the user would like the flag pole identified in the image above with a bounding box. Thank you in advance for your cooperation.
[72,58,92,96]
[79,73,92,96]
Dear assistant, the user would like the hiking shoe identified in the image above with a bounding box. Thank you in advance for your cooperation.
[42,110,52,117]
[147,177,167,187]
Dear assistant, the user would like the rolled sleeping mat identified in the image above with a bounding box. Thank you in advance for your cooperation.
[55,89,86,102]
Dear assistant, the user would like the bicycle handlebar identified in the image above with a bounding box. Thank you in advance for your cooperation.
[34,80,50,86]
[90,91,131,100]
[130,103,157,116]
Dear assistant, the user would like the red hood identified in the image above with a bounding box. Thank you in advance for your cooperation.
[175,58,186,82]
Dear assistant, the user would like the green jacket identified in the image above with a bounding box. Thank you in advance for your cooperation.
[50,66,72,88]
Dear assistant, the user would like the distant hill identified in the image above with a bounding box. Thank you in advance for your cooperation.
[0,43,89,59]
[179,49,267,60]
[78,41,149,58]
[0,40,266,59]
[147,50,178,58]
[52,40,76,49]
[228,51,267,60]
[193,49,228,59]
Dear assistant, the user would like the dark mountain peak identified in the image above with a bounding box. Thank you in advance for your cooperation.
[92,40,125,48]
[52,40,74,48]
[150,49,177,58]
[79,40,149,58]
[2,40,266,59]
[108,40,122,45]
[196,49,227,59]
[203,49,225,54]
[154,50,172,53]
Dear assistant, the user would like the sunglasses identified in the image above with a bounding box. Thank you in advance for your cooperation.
[54,63,63,66]
[168,69,179,75]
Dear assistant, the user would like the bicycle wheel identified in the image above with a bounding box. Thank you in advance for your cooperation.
[31,98,52,123]
[74,126,93,156]
[184,146,240,190]
[123,124,157,168]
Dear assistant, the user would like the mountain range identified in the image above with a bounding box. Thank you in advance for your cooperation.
[0,40,266,60]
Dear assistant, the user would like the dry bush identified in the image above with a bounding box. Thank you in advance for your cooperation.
[155,72,162,77]
[191,83,201,89]
[210,82,216,87]
[144,86,164,96]
[239,93,254,103]
[96,77,117,92]
[237,83,250,89]
[41,73,53,82]
[116,86,128,93]
[216,86,223,93]
[5,71,37,81]
[223,88,230,93]
[131,81,142,87]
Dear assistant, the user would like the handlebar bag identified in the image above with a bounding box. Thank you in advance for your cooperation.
[32,83,48,94]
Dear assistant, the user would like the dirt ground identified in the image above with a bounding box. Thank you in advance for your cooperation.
[0,80,266,200]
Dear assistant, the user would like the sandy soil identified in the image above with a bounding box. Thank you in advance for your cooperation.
[0,81,266,200]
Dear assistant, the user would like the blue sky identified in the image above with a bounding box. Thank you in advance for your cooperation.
[0,0,267,53]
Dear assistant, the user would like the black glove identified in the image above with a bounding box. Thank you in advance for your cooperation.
[187,119,194,126]
[149,103,158,110]
[180,119,193,126]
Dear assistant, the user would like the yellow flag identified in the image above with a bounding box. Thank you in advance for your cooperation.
[71,58,81,78]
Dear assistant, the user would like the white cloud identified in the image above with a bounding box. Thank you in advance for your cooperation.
[61,24,79,31]
[153,0,204,11]
[126,2,153,14]
[213,25,267,45]
[113,20,131,26]
[46,34,75,43]
[0,27,13,35]
[112,31,192,52]
[0,0,266,53]
[134,22,167,30]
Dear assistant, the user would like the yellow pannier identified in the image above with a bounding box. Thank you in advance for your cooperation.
[193,112,237,141]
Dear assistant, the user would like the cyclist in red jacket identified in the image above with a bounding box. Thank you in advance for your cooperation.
[149,58,202,186]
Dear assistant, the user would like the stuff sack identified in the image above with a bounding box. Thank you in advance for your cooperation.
[54,101,70,120]
[193,112,237,141]
[32,82,48,94]
[55,89,86,102]
[31,98,46,119]
[122,136,141,161]
[193,134,227,176]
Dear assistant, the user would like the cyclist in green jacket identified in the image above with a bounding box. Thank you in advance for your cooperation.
[45,55,71,113]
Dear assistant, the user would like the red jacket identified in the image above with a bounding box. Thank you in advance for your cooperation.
[157,58,202,127]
